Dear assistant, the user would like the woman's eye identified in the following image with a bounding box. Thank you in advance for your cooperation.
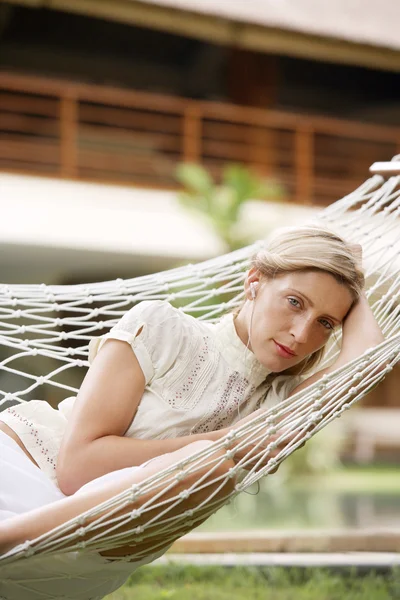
[288,297,301,308]
[320,319,333,330]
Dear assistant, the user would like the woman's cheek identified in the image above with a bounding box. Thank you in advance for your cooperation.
[310,332,330,353]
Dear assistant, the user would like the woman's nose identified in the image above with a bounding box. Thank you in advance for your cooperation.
[291,317,313,344]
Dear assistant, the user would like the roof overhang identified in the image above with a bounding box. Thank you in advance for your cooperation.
[5,0,400,72]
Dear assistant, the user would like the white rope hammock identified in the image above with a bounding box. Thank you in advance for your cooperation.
[0,158,400,598]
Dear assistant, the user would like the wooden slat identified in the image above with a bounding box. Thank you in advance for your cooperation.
[79,104,182,134]
[79,170,175,187]
[0,113,59,137]
[76,83,187,114]
[248,127,275,173]
[315,156,385,173]
[202,121,256,143]
[0,72,187,113]
[78,169,176,187]
[313,177,364,196]
[295,125,314,204]
[200,99,400,143]
[60,95,78,177]
[314,137,396,162]
[183,105,201,163]
[0,139,60,164]
[78,149,177,178]
[202,138,255,162]
[0,163,59,176]
[0,92,59,117]
[79,124,181,154]
[202,121,295,148]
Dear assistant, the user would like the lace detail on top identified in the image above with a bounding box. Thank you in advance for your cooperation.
[191,372,256,434]
[169,336,211,409]
[3,407,57,471]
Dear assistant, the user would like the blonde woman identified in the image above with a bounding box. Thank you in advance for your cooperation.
[0,226,384,598]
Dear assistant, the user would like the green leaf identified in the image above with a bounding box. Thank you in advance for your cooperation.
[223,164,256,201]
[209,187,236,221]
[175,163,214,198]
[176,161,285,251]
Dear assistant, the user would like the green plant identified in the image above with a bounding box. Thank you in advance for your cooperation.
[176,163,283,251]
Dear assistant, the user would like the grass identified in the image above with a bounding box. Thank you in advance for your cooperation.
[104,466,400,598]
[106,565,400,600]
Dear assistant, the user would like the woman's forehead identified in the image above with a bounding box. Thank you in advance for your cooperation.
[269,270,338,288]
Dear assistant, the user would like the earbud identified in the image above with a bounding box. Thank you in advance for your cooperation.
[250,282,258,300]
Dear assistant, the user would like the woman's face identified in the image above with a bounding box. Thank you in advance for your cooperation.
[237,270,354,373]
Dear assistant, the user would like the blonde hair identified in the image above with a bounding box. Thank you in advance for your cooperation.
[251,225,365,377]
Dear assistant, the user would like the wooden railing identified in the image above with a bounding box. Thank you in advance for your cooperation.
[0,72,399,206]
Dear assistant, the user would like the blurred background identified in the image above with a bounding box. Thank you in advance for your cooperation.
[0,0,399,535]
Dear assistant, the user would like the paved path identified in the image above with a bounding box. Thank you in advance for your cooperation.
[159,552,400,568]
[171,528,400,553]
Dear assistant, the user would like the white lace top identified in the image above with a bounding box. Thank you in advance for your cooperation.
[0,301,301,485]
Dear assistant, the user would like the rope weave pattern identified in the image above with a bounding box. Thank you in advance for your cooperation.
[0,170,399,570]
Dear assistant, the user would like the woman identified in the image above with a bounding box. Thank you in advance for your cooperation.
[0,226,384,596]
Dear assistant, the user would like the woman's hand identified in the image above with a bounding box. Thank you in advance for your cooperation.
[341,292,384,353]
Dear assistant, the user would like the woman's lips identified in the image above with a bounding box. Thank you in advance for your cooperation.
[273,340,297,358]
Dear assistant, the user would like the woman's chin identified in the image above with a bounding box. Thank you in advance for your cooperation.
[259,354,298,373]
[259,357,288,373]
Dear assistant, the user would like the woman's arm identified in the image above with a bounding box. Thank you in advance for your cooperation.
[290,293,384,395]
[57,340,222,496]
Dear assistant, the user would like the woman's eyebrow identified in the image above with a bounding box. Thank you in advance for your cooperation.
[287,288,341,324]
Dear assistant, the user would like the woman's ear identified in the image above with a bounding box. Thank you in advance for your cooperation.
[250,282,258,300]
[245,268,260,300]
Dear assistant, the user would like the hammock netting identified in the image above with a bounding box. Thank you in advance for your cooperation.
[0,159,399,597]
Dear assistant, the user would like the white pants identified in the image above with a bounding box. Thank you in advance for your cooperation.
[0,430,66,521]
[0,430,168,600]
[0,430,150,521]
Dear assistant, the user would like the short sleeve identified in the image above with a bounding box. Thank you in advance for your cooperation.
[264,374,303,409]
[88,301,184,385]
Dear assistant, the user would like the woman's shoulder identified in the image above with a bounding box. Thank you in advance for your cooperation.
[122,299,175,317]
[265,372,304,403]
[113,301,210,352]
[119,300,200,330]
